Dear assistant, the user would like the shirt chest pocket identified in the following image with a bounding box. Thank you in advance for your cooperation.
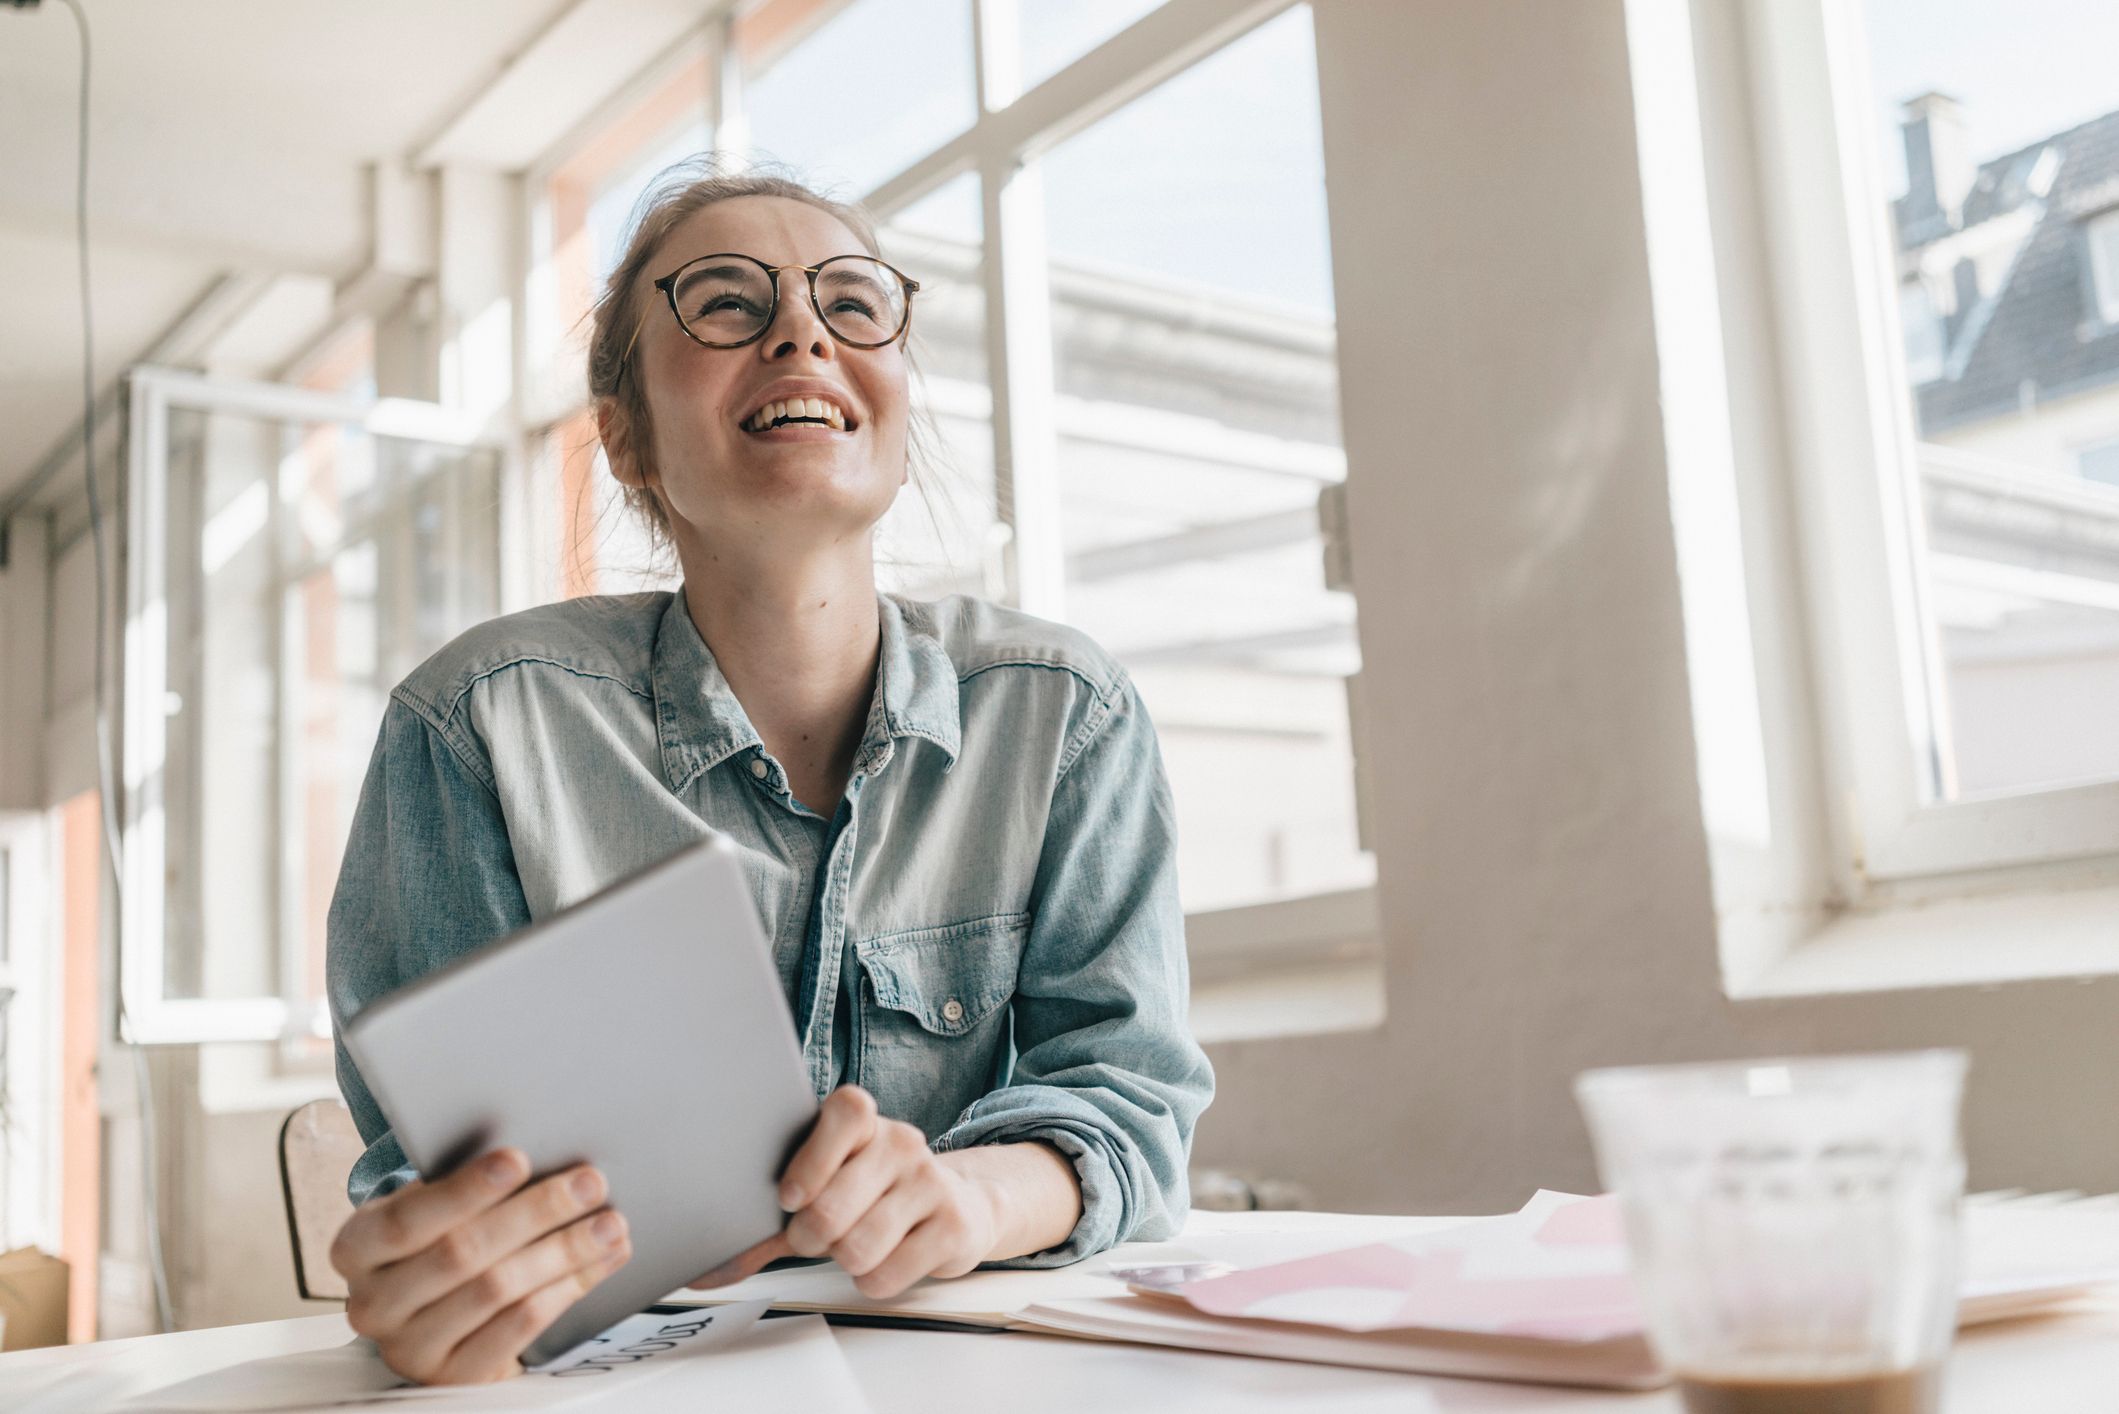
[852,912,1028,1136]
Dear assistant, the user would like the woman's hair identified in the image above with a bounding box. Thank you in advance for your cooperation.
[584,153,953,559]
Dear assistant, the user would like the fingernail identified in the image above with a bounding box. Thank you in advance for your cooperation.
[593,1212,625,1247]
[779,1184,805,1212]
[695,1261,738,1287]
[483,1150,526,1189]
[571,1168,606,1205]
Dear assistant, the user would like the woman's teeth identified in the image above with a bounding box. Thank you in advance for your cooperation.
[743,398,848,433]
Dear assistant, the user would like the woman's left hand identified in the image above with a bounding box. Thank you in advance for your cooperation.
[689,1085,1001,1299]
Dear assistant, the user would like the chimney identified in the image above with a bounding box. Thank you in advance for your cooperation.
[1901,92,1975,229]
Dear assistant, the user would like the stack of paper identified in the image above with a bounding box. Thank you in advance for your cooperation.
[672,1195,2119,1391]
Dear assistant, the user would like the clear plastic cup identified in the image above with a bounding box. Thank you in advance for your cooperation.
[1576,1051,1967,1414]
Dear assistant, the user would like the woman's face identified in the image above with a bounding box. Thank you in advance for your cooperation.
[619,195,911,555]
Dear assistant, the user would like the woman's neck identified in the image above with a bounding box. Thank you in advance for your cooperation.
[674,543,882,812]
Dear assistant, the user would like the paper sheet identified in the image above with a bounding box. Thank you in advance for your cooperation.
[103,1302,871,1413]
[1167,1191,2119,1339]
[669,1211,1475,1325]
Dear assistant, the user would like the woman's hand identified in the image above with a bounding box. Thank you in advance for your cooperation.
[690,1086,1004,1299]
[329,1149,633,1384]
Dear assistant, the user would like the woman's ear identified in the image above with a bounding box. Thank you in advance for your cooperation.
[596,398,650,490]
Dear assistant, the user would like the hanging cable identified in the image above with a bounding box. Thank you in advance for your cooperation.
[49,0,179,1335]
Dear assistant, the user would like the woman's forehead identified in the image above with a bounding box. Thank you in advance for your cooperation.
[655,196,867,273]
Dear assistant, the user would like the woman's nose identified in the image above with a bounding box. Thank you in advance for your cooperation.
[761,269,834,358]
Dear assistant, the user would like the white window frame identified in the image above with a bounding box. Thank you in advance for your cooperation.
[121,367,495,1045]
[512,0,1380,994]
[1665,0,2119,903]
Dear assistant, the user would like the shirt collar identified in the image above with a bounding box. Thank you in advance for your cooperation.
[651,590,961,792]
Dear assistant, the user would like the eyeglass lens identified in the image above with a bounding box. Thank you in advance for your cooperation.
[670,256,908,347]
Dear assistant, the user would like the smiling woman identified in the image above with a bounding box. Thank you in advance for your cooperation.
[323,155,1214,1385]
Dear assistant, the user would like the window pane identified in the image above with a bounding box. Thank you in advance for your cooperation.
[1017,0,1164,92]
[2091,212,2119,325]
[161,408,500,1010]
[877,173,998,600]
[1864,0,2119,796]
[528,55,712,416]
[1038,5,1368,912]
[740,0,975,196]
[2082,438,2119,486]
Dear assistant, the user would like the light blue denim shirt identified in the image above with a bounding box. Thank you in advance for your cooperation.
[326,589,1213,1266]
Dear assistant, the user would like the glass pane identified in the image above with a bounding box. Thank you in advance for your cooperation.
[528,55,712,413]
[1018,0,1164,92]
[877,173,998,600]
[1863,0,2119,796]
[1038,5,1368,913]
[160,407,500,1009]
[740,0,975,195]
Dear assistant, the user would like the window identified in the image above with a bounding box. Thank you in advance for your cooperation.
[525,49,712,430]
[1899,281,1945,383]
[872,173,999,602]
[738,0,975,196]
[1859,0,2119,810]
[2091,209,2119,326]
[122,370,500,1043]
[519,0,1374,981]
[1016,0,1165,90]
[1037,6,1367,912]
[1647,0,2119,906]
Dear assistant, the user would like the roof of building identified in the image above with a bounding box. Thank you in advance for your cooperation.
[1903,106,2119,432]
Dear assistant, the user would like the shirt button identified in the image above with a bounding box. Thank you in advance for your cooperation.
[750,759,769,779]
[941,999,965,1023]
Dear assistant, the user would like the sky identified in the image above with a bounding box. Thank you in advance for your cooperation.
[1864,0,2119,194]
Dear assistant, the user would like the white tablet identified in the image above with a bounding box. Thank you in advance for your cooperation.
[342,833,818,1364]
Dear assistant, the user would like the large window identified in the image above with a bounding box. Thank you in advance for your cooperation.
[1648,0,2119,912]
[1039,7,1364,912]
[523,0,1373,953]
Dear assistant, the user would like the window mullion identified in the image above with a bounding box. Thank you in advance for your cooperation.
[972,0,1064,618]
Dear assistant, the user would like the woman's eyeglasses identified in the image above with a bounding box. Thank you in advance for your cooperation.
[619,252,920,382]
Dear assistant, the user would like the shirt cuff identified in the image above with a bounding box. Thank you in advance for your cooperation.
[932,1090,1131,1268]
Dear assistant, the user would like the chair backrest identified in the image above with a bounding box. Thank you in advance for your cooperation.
[278,1098,364,1301]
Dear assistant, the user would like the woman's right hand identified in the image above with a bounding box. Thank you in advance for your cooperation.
[328,1148,632,1384]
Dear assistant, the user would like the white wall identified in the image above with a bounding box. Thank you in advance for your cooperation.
[1188,0,2119,1215]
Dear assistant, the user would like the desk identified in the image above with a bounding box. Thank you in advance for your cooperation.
[2,1297,2115,1411]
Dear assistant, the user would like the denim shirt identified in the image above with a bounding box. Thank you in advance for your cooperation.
[326,589,1214,1267]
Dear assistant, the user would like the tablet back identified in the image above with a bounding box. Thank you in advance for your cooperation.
[342,834,817,1364]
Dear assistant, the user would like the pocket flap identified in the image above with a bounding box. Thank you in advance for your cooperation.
[855,913,1028,1036]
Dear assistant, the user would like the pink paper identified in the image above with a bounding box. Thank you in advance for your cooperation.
[1172,1191,1645,1341]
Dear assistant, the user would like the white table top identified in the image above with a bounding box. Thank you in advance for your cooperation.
[3,1297,2115,1412]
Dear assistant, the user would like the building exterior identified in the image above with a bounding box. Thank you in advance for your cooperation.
[1891,96,2119,795]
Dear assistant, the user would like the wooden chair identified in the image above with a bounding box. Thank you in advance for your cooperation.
[278,1098,364,1301]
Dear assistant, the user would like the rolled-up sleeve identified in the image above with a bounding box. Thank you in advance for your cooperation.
[932,673,1214,1266]
[327,693,533,1205]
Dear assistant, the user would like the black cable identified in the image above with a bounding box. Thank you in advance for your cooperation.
[52,0,177,1336]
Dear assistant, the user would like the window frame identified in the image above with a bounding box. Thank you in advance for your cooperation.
[1700,0,2119,893]
[120,367,499,1046]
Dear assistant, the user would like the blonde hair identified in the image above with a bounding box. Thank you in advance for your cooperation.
[585,153,951,559]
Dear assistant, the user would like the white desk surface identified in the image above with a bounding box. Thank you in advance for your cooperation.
[3,1298,2115,1412]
